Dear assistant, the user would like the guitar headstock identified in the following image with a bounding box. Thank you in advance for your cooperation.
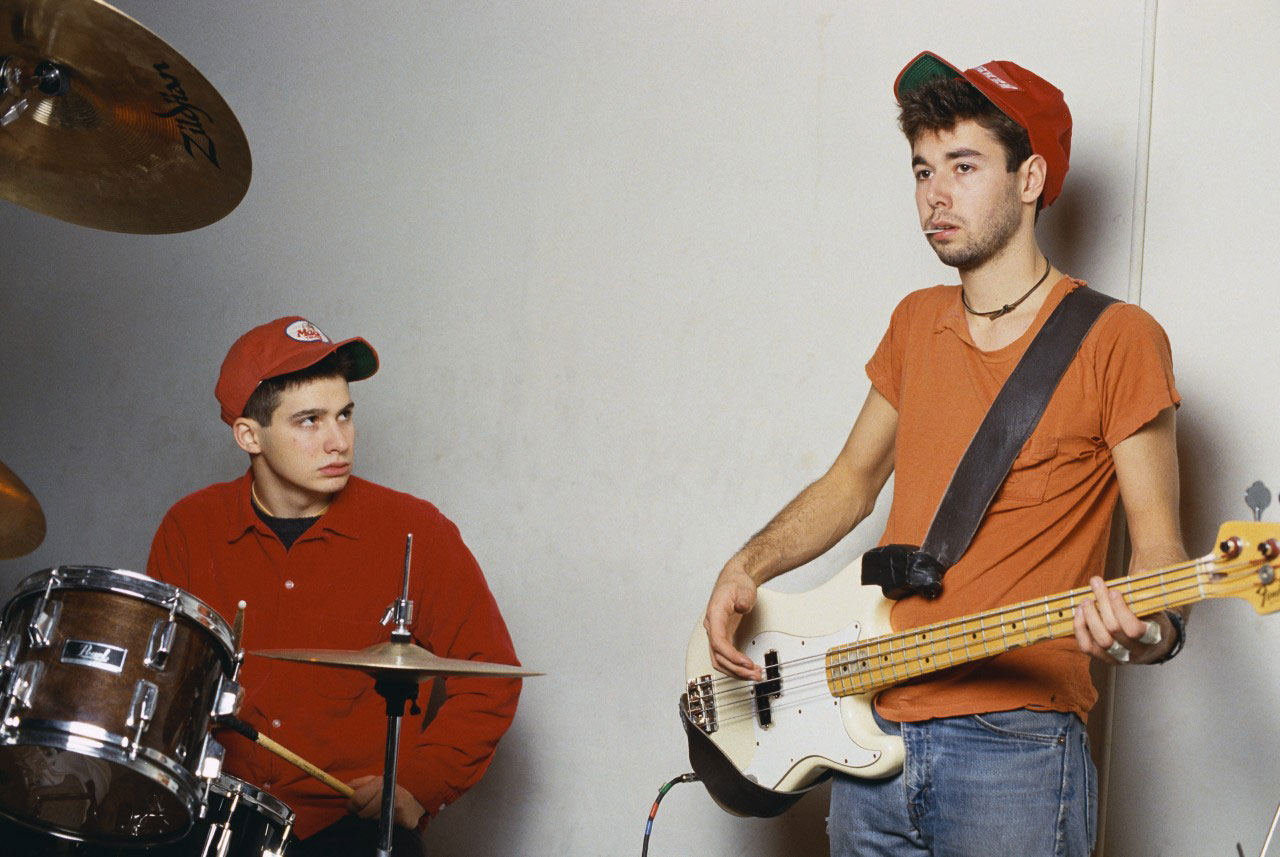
[1204,522,1280,614]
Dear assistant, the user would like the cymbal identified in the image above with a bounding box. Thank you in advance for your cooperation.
[0,458,45,559]
[0,0,251,233]
[252,641,543,682]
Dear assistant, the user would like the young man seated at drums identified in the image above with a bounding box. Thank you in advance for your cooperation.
[147,316,521,856]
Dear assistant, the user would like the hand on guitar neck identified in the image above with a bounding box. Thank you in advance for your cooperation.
[1074,575,1182,665]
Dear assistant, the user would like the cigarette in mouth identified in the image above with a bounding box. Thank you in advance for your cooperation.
[923,228,946,234]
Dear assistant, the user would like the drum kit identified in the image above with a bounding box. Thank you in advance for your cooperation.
[0,561,538,856]
[0,1,542,854]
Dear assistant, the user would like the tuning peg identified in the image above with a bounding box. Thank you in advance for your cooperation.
[1245,480,1271,522]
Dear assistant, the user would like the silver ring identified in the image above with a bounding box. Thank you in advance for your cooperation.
[1105,641,1130,663]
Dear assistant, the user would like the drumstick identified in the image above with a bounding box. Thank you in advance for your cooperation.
[218,715,355,798]
[231,600,247,651]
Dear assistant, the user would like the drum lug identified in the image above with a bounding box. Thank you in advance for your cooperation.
[0,632,20,671]
[212,789,242,857]
[0,636,19,690]
[125,679,159,759]
[197,732,226,780]
[0,661,42,730]
[26,598,60,650]
[0,635,16,713]
[212,674,242,718]
[144,618,176,670]
[265,816,294,857]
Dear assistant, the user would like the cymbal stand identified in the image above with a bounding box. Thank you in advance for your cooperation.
[1260,796,1280,857]
[373,534,421,857]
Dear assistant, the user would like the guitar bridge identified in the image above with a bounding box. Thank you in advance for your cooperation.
[752,649,782,729]
[686,674,718,734]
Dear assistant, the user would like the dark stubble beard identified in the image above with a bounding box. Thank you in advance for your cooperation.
[930,186,1022,272]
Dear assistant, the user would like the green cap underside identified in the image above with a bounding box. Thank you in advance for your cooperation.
[338,340,378,381]
[898,54,960,96]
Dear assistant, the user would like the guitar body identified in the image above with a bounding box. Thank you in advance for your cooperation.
[682,554,903,816]
[682,522,1280,818]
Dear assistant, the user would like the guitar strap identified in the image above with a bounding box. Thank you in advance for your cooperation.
[862,285,1119,600]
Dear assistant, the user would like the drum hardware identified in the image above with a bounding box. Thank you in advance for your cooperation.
[0,458,45,560]
[25,570,60,648]
[254,533,542,857]
[1,633,20,671]
[0,660,41,729]
[146,616,178,670]
[0,0,252,233]
[197,731,226,784]
[212,674,243,720]
[1237,794,1280,857]
[206,788,242,857]
[125,679,159,760]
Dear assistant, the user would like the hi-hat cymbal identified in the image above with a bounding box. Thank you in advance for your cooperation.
[253,641,543,683]
[0,0,251,233]
[0,458,45,559]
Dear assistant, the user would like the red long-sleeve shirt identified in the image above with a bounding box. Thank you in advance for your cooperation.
[147,471,520,839]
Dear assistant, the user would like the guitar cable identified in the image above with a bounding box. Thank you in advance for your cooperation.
[640,772,699,857]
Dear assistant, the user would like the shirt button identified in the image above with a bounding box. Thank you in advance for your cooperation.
[284,580,295,589]
[272,719,282,729]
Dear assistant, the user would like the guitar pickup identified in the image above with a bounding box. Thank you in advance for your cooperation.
[752,649,781,728]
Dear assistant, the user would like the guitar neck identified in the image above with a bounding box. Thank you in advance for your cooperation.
[824,555,1212,698]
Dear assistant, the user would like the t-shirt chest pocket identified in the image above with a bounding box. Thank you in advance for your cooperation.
[992,436,1059,507]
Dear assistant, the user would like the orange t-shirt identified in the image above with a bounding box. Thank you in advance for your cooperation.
[866,277,1179,722]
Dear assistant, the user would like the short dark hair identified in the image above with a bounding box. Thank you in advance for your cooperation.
[898,75,1033,175]
[241,349,357,425]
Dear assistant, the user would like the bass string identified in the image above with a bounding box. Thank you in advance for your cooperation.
[704,555,1211,695]
[707,569,1208,721]
[705,557,1261,719]
[710,576,1264,734]
[703,553,1219,693]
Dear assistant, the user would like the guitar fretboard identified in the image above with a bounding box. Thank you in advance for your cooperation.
[823,552,1247,697]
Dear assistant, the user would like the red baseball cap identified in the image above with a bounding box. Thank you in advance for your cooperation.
[214,316,379,425]
[893,51,1072,208]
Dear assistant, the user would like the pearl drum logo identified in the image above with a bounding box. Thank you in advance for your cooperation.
[61,640,127,674]
[285,320,331,343]
[153,62,220,168]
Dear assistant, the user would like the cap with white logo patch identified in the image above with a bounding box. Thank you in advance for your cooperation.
[214,315,379,425]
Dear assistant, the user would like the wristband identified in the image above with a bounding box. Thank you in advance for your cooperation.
[1150,609,1185,664]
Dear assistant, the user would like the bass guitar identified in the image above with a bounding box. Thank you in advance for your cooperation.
[680,521,1280,817]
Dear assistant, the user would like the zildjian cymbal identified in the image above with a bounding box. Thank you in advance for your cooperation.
[0,458,45,559]
[253,641,543,683]
[0,0,251,233]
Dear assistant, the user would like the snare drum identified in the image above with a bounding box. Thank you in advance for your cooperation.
[182,774,294,857]
[0,567,237,845]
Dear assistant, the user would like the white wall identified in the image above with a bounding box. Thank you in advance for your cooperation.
[0,2,1268,855]
[1105,2,1280,856]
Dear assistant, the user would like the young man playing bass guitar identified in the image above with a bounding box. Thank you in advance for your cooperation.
[701,52,1186,856]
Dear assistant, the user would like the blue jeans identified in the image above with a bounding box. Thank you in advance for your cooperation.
[828,709,1097,857]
